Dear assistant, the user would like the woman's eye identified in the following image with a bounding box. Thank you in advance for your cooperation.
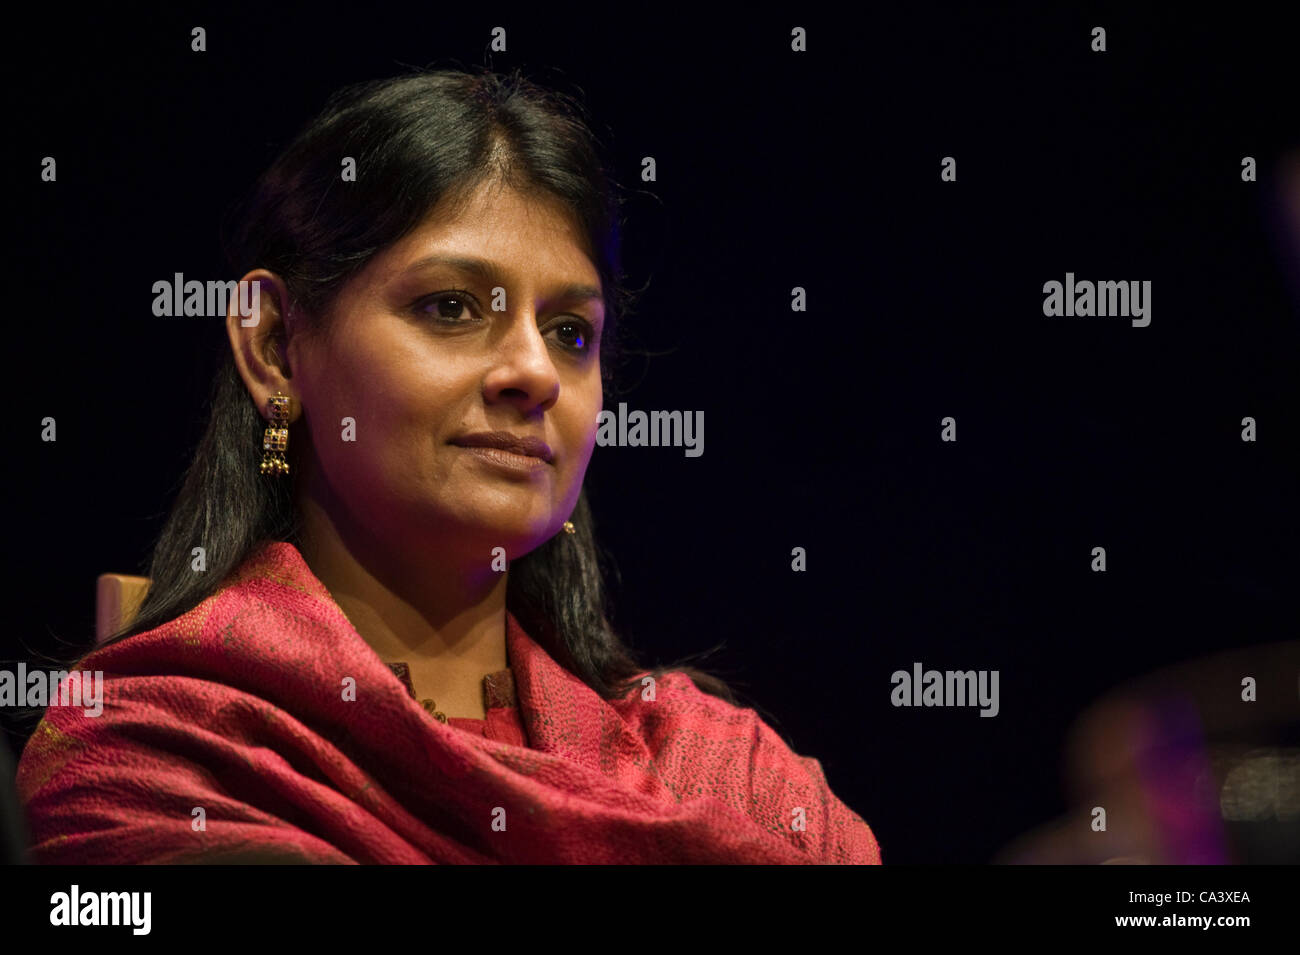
[551,320,593,353]
[415,291,476,323]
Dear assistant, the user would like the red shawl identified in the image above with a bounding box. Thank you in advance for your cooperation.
[16,541,882,864]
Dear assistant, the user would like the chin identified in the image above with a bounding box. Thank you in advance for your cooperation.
[453,517,554,553]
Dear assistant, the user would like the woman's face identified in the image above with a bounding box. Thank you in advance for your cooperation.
[287,178,605,566]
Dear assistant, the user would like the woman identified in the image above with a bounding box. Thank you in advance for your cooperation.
[16,68,882,864]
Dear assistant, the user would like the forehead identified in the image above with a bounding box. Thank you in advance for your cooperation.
[381,179,598,281]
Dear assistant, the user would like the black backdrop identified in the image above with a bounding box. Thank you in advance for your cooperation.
[5,4,1297,864]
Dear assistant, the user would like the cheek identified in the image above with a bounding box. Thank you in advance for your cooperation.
[560,410,599,487]
[577,420,598,466]
[563,388,600,455]
[571,375,602,441]
[306,375,400,483]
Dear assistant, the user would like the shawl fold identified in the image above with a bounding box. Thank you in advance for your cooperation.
[17,542,881,864]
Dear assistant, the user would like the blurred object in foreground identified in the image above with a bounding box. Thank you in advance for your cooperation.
[997,640,1299,864]
[1,734,29,864]
[1268,146,1300,308]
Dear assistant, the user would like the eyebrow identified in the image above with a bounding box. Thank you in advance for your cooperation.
[402,253,604,306]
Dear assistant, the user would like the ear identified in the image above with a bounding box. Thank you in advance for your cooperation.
[226,270,300,423]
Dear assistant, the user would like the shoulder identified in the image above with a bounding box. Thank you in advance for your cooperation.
[611,667,883,863]
[613,667,750,728]
[14,668,354,864]
[612,668,821,786]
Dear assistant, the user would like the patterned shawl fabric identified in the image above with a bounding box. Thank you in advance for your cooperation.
[16,542,882,864]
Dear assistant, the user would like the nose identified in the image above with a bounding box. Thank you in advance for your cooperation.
[481,310,560,414]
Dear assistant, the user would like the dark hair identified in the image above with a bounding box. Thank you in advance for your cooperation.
[18,67,738,725]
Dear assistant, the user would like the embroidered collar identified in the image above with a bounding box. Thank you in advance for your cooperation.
[384,661,519,712]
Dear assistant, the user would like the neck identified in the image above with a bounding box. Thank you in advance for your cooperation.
[294,481,510,717]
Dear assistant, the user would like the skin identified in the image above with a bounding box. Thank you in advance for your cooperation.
[226,176,605,719]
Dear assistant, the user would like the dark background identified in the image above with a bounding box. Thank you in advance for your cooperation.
[5,4,1297,863]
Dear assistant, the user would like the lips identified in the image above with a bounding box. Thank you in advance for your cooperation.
[450,430,555,463]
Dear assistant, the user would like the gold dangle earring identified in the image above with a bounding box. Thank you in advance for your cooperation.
[259,391,291,476]
[563,520,576,534]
